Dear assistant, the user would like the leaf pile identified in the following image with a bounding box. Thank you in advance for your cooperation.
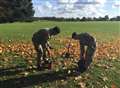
[57,38,120,60]
[0,38,120,61]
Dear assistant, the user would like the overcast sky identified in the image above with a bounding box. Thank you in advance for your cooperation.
[32,0,120,18]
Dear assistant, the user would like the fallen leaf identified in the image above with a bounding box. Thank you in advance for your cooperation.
[111,84,117,88]
[75,76,82,80]
[67,70,71,74]
[24,72,29,76]
[78,82,86,88]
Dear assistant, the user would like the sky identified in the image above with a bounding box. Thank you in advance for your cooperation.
[32,0,120,18]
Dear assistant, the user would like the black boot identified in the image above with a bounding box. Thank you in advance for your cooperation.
[77,59,87,73]
[44,59,52,70]
[37,61,45,71]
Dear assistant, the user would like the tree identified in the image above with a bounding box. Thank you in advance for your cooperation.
[0,0,13,22]
[76,17,80,21]
[13,0,34,21]
[116,16,120,21]
[0,0,34,23]
[80,17,86,21]
[93,17,98,21]
[104,15,109,21]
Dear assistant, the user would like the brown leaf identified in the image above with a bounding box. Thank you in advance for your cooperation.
[111,84,117,88]
[78,82,86,88]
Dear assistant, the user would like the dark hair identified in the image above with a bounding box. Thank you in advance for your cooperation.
[72,32,77,38]
[52,26,60,34]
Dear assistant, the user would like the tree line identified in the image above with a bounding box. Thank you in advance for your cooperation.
[0,0,119,23]
[34,15,120,22]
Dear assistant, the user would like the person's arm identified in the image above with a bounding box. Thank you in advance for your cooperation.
[46,41,53,49]
[80,45,85,59]
[45,41,53,57]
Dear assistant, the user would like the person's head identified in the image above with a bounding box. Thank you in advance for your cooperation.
[72,32,79,40]
[49,26,60,36]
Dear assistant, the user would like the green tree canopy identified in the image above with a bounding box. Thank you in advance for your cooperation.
[0,0,34,23]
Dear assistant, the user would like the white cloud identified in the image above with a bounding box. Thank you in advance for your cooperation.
[95,0,106,4]
[33,5,43,17]
[45,1,53,9]
[58,0,78,11]
[33,0,112,18]
[111,0,120,17]
[78,4,107,17]
[59,0,78,4]
[112,0,120,8]
[57,0,107,17]
[33,1,55,17]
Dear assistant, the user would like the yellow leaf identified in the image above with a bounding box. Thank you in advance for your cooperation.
[0,47,3,53]
[24,72,29,76]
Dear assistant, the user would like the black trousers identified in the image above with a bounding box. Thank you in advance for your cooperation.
[32,42,47,68]
[78,43,96,72]
[85,45,96,68]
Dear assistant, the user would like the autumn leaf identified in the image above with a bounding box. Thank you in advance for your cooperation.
[102,76,108,81]
[111,84,117,88]
[0,46,3,53]
[78,82,86,88]
[0,38,120,69]
[75,76,82,81]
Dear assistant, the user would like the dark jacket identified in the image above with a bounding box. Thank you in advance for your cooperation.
[32,29,50,44]
[78,33,96,47]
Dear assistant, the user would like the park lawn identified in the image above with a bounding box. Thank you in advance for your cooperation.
[0,56,120,88]
[0,21,120,88]
[0,21,119,42]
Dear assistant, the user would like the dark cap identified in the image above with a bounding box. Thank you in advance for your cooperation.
[72,32,77,38]
[52,26,60,34]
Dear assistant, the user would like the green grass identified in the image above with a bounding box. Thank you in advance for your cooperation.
[0,21,119,42]
[0,57,120,88]
[0,21,120,88]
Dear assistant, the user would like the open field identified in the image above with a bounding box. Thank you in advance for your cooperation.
[0,21,119,42]
[0,21,120,88]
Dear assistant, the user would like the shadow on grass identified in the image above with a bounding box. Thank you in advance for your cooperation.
[0,66,35,76]
[0,66,24,76]
[0,66,81,88]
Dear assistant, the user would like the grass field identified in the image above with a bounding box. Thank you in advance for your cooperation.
[0,21,120,88]
[0,21,119,42]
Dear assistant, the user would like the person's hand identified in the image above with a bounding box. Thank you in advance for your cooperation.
[49,46,54,49]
